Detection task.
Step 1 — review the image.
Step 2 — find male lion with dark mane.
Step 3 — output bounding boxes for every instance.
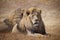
[12,7,46,36]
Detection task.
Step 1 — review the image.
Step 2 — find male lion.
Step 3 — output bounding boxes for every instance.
[12,7,46,36]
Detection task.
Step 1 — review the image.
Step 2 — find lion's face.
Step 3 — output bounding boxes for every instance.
[25,8,41,27]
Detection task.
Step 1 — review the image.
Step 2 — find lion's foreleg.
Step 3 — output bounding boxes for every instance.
[26,29,45,37]
[12,24,20,33]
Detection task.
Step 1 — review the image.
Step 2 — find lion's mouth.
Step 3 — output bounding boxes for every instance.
[33,21,39,27]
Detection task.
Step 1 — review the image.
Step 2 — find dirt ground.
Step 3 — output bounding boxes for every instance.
[0,0,60,40]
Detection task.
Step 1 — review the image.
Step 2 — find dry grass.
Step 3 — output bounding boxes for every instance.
[0,32,60,40]
[0,33,49,40]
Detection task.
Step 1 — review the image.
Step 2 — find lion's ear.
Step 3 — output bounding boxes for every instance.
[37,10,42,16]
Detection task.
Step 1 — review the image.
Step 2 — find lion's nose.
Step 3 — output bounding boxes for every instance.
[35,19,39,23]
[35,19,38,22]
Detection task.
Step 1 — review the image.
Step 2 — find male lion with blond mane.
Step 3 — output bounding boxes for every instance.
[12,7,46,36]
